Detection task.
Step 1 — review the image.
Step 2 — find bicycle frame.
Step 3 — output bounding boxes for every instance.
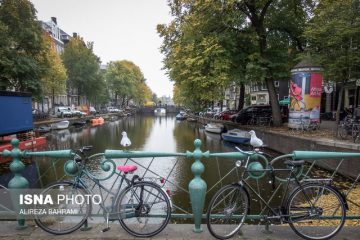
[71,164,134,221]
[238,156,320,223]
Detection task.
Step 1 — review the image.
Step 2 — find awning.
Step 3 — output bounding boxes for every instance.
[279,97,290,106]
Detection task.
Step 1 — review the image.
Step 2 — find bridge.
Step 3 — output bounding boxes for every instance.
[138,105,182,113]
[0,138,359,239]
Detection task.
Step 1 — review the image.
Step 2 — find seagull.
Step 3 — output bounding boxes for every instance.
[120,131,131,147]
[249,130,263,148]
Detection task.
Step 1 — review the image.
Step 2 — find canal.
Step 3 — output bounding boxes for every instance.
[2,113,350,222]
[1,113,280,217]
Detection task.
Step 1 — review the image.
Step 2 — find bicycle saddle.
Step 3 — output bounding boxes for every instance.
[117,165,137,173]
[284,160,304,167]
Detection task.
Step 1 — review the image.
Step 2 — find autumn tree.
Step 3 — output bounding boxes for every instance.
[105,60,151,107]
[61,36,101,105]
[41,34,67,109]
[0,0,48,99]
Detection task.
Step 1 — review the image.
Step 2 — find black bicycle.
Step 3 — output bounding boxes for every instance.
[206,147,347,240]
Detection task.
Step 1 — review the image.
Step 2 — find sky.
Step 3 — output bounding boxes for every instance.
[30,0,174,97]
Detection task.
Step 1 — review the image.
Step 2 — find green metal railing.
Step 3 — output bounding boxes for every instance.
[1,138,360,232]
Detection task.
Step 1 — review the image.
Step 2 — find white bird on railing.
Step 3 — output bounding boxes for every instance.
[120,131,131,147]
[249,130,263,148]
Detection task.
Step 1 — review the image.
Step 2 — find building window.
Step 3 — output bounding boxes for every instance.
[258,94,266,103]
[251,96,257,101]
[261,83,267,90]
[251,83,259,92]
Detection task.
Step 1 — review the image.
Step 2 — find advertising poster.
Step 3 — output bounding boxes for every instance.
[288,72,323,129]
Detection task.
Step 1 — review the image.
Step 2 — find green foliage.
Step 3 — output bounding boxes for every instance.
[0,0,48,99]
[158,0,309,115]
[105,60,151,106]
[304,0,360,82]
[41,35,67,97]
[61,36,101,103]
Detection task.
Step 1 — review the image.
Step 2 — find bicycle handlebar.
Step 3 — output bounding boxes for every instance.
[234,146,258,156]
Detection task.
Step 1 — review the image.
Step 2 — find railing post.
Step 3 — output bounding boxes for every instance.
[3,139,29,229]
[187,139,209,233]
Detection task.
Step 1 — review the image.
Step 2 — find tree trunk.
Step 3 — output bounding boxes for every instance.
[266,78,282,126]
[237,84,245,111]
[115,93,118,106]
[335,82,345,136]
[52,88,55,114]
[77,87,81,107]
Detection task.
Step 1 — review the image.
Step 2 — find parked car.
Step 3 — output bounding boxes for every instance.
[55,106,73,118]
[71,108,86,117]
[89,106,97,114]
[107,106,122,113]
[217,110,238,121]
[235,105,272,124]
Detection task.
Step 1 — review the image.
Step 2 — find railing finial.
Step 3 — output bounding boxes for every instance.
[188,138,207,233]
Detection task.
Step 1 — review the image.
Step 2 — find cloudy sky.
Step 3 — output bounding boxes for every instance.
[30,0,174,97]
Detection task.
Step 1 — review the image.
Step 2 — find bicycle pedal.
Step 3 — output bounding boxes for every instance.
[101,227,110,232]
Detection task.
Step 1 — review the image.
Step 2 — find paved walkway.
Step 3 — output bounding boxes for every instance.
[0,222,358,239]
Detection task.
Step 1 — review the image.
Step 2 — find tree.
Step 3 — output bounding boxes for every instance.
[41,34,67,109]
[105,60,149,107]
[0,0,48,99]
[158,0,310,125]
[304,0,360,126]
[61,36,101,105]
[158,1,233,110]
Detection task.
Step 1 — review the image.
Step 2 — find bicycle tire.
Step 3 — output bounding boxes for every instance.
[338,123,350,139]
[206,184,249,239]
[116,181,171,237]
[352,124,360,143]
[286,183,346,240]
[34,181,91,235]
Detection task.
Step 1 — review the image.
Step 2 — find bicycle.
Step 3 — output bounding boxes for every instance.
[206,146,347,240]
[352,122,360,143]
[34,146,172,237]
[291,116,320,134]
[338,116,356,140]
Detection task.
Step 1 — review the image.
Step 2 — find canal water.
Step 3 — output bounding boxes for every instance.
[0,113,281,218]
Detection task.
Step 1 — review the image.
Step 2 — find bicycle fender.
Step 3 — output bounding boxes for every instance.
[160,187,173,209]
[132,181,173,209]
[235,182,251,214]
[327,185,349,210]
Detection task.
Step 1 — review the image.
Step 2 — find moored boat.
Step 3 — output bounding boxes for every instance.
[221,129,251,144]
[0,136,46,163]
[187,117,197,122]
[72,121,87,127]
[51,120,70,130]
[205,123,224,134]
[91,117,105,126]
[34,125,51,133]
[176,113,187,120]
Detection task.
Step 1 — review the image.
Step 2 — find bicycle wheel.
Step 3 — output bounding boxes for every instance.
[206,184,249,239]
[338,123,350,139]
[352,124,360,143]
[286,184,346,240]
[34,181,91,235]
[116,181,171,237]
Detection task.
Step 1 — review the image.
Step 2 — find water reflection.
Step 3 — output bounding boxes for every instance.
[1,115,269,209]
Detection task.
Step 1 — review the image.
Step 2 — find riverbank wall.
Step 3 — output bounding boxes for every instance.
[196,116,360,179]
